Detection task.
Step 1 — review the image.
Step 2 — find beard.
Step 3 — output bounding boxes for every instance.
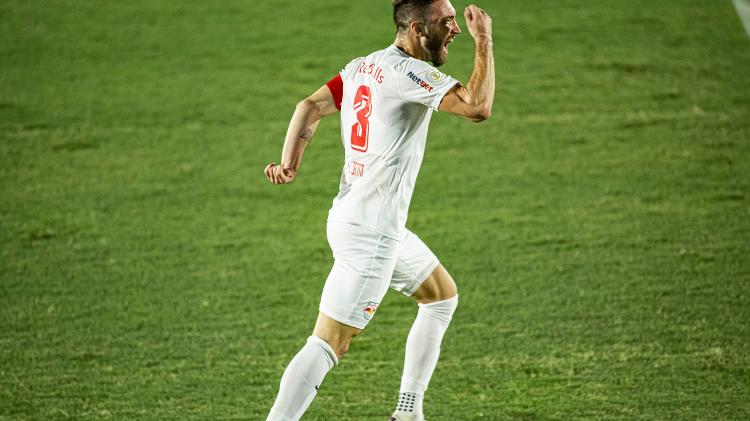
[421,32,447,67]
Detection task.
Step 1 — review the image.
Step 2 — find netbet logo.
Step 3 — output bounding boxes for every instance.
[406,71,434,92]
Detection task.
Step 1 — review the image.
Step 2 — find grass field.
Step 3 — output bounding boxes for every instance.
[2,0,749,419]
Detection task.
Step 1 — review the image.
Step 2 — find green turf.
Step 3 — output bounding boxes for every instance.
[1,0,749,419]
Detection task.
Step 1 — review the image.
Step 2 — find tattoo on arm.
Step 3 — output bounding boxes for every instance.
[300,128,313,142]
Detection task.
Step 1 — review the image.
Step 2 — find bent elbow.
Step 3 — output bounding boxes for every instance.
[297,96,327,117]
[476,110,491,122]
[296,99,316,113]
[471,106,492,123]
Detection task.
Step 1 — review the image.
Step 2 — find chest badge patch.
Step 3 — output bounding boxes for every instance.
[425,69,448,85]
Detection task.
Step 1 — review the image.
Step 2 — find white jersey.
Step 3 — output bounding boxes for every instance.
[326,45,459,240]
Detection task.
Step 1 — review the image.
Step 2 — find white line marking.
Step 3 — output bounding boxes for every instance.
[733,0,750,37]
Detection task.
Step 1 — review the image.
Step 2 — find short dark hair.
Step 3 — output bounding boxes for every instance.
[392,0,437,32]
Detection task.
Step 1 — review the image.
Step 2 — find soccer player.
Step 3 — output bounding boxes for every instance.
[263,1,494,419]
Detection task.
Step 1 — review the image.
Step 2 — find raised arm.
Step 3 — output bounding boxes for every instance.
[264,82,340,184]
[439,5,494,122]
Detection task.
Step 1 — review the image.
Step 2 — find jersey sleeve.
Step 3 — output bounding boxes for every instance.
[339,58,360,79]
[395,59,460,111]
[326,74,343,110]
[326,58,364,111]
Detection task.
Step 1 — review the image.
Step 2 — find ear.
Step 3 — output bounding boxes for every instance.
[409,20,425,37]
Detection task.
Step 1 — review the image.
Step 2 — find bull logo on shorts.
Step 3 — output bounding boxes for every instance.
[363,301,379,320]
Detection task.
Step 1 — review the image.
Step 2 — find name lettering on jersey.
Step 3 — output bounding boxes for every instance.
[357,62,385,84]
[406,71,434,92]
[350,161,365,177]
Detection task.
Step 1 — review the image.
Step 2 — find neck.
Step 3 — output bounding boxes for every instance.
[394,33,426,61]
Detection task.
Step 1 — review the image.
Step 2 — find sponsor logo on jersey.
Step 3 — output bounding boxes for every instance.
[406,71,435,92]
[363,301,379,320]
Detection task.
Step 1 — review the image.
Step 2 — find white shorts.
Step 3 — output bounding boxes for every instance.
[319,221,440,329]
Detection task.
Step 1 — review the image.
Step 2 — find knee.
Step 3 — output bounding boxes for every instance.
[337,340,351,358]
[418,294,458,324]
[330,331,357,358]
[315,329,358,359]
[433,272,458,302]
[414,264,458,304]
[307,335,340,367]
[312,312,362,359]
[441,277,458,301]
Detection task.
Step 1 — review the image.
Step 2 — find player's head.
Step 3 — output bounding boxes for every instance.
[393,0,461,67]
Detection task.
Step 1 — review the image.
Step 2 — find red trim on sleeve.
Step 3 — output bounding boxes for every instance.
[326,74,343,110]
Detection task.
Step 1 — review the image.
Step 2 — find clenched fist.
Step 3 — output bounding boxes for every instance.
[465,4,492,40]
[264,163,297,184]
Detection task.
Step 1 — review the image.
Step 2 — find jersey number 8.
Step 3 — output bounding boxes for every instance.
[350,85,372,152]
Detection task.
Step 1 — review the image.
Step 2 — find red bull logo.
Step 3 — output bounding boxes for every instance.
[363,301,379,320]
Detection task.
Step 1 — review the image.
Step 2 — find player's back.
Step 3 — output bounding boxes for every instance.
[328,45,459,240]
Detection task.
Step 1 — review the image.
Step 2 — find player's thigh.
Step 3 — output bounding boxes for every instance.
[319,222,399,330]
[411,263,457,304]
[390,229,456,303]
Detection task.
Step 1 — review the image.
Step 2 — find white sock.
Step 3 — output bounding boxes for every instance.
[394,295,458,418]
[266,336,338,421]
